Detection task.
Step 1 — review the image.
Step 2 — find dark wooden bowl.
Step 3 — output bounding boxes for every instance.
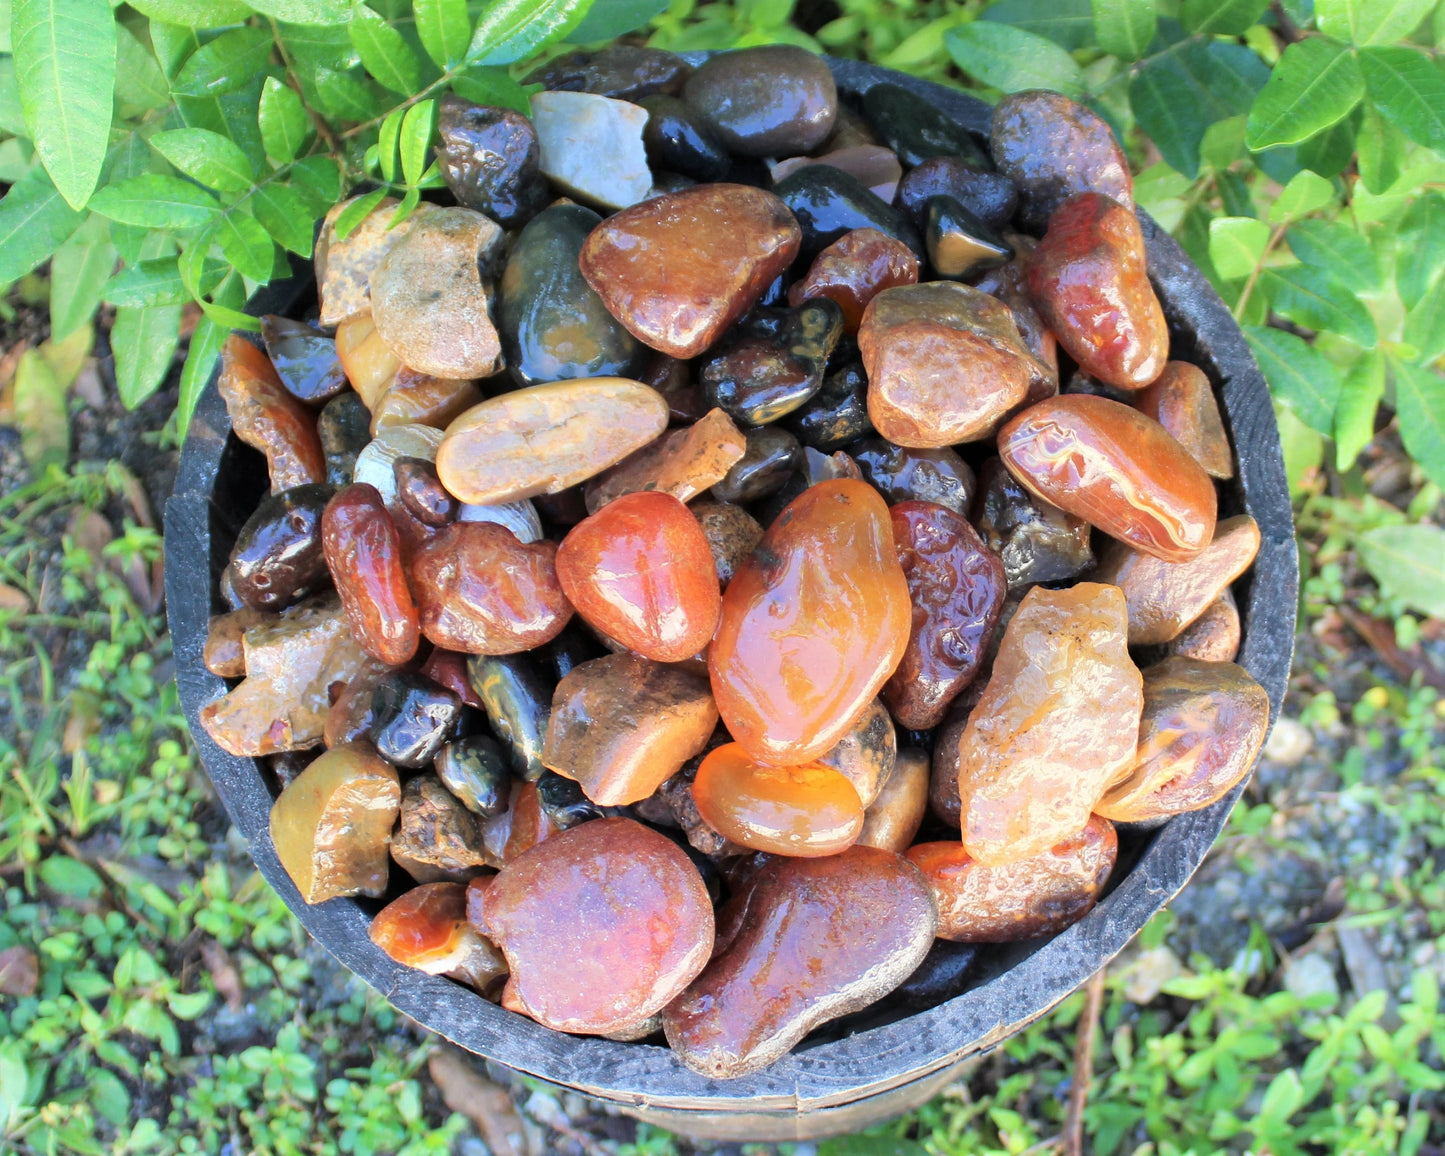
[165,56,1298,1143]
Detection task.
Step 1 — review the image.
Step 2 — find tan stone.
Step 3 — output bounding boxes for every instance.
[583,408,747,513]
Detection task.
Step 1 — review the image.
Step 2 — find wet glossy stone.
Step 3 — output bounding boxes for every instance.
[466,653,552,780]
[542,652,718,806]
[319,392,373,487]
[435,735,511,819]
[390,773,491,883]
[370,882,508,995]
[370,672,464,769]
[228,484,332,611]
[525,44,691,101]
[335,313,402,409]
[419,649,484,710]
[710,425,802,504]
[580,184,801,359]
[640,351,708,425]
[756,447,865,526]
[535,770,602,830]
[821,102,880,151]
[683,45,836,157]
[1099,658,1269,822]
[317,195,417,327]
[1134,361,1234,479]
[956,584,1142,864]
[371,207,505,380]
[412,522,572,655]
[785,362,873,450]
[261,316,347,403]
[267,749,318,790]
[557,492,721,663]
[862,83,991,169]
[322,484,419,666]
[701,299,844,425]
[998,395,1217,562]
[583,408,746,514]
[925,195,1012,279]
[773,165,922,258]
[990,90,1133,234]
[971,235,1060,390]
[907,815,1117,941]
[218,336,326,492]
[692,501,763,589]
[853,436,975,516]
[771,145,903,203]
[531,91,652,211]
[638,95,731,182]
[884,501,1007,730]
[436,97,549,229]
[857,747,929,853]
[497,778,563,863]
[971,457,1092,590]
[663,845,935,1079]
[203,607,277,678]
[394,457,458,527]
[895,157,1018,233]
[711,479,911,767]
[927,686,984,828]
[692,743,863,857]
[456,499,543,544]
[270,744,400,903]
[787,228,919,333]
[484,817,714,1034]
[1093,515,1260,645]
[322,657,390,748]
[1027,193,1167,390]
[436,378,668,506]
[860,282,1050,447]
[352,424,444,507]
[894,939,979,1008]
[816,697,897,808]
[370,369,483,435]
[1167,589,1241,663]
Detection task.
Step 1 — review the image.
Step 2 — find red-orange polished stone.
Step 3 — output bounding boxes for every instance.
[709,479,910,766]
[217,335,326,492]
[322,484,420,666]
[556,491,721,663]
[787,227,918,333]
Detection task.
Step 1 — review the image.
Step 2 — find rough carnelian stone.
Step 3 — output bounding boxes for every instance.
[1133,361,1233,479]
[998,394,1217,562]
[1027,192,1167,390]
[787,227,919,333]
[334,313,401,408]
[482,817,714,1034]
[322,484,420,666]
[710,479,910,766]
[906,815,1117,942]
[1166,589,1240,663]
[217,336,326,492]
[856,747,929,853]
[556,491,721,663]
[369,881,508,997]
[692,743,864,857]
[956,583,1142,864]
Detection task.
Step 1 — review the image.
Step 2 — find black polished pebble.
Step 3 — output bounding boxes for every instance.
[785,361,872,450]
[894,157,1018,234]
[544,624,608,683]
[862,82,992,169]
[710,425,803,505]
[434,734,512,819]
[649,170,698,198]
[369,672,464,770]
[925,195,1012,280]
[267,749,318,791]
[227,483,332,611]
[436,96,549,230]
[971,457,1094,590]
[466,653,552,781]
[261,316,347,404]
[756,445,862,525]
[700,299,843,426]
[536,770,603,830]
[394,456,459,527]
[893,940,980,1009]
[498,203,647,387]
[638,95,731,183]
[317,393,371,488]
[772,165,923,257]
[683,44,837,158]
[853,436,976,516]
[523,44,691,101]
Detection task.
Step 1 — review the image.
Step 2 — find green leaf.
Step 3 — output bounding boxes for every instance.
[399,99,435,187]
[173,26,273,97]
[1258,1070,1304,1124]
[1405,276,1445,365]
[1129,40,1267,178]
[351,4,422,93]
[150,127,256,193]
[216,210,275,280]
[450,64,534,113]
[1244,324,1343,434]
[39,855,103,899]
[1357,524,1445,618]
[259,76,310,163]
[1287,219,1380,291]
[1091,0,1155,61]
[177,311,227,439]
[113,22,169,110]
[1260,266,1377,349]
[390,183,420,228]
[415,0,469,66]
[1334,349,1384,469]
[332,187,387,241]
[90,174,221,229]
[1393,363,1445,489]
[11,0,115,210]
[1268,170,1336,223]
[0,168,83,283]
[1180,0,1269,34]
[175,76,269,173]
[126,0,251,25]
[1356,103,1405,194]
[112,303,183,407]
[311,66,382,120]
[981,0,1094,48]
[1209,216,1270,280]
[288,153,341,212]
[243,0,351,23]
[50,217,116,340]
[89,1069,131,1128]
[249,181,315,256]
[1245,38,1363,151]
[566,0,668,42]
[1358,46,1445,153]
[1317,0,1437,45]
[944,22,1084,98]
[167,990,213,1019]
[12,347,68,471]
[0,57,26,137]
[467,0,594,67]
[376,106,403,181]
[105,255,225,307]
[1398,193,1445,309]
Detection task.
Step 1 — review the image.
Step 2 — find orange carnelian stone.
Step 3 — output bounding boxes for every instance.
[788,227,919,332]
[710,478,910,766]
[556,491,721,663]
[692,743,863,857]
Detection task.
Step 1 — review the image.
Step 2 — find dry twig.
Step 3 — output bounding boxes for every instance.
[1063,966,1108,1156]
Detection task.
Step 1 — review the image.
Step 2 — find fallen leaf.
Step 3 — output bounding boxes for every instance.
[0,582,32,613]
[201,939,244,1012]
[40,325,95,390]
[69,509,113,562]
[0,946,39,996]
[13,349,68,473]
[428,1046,536,1156]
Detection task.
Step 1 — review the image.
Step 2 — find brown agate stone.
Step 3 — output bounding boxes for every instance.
[883,500,1007,730]
[322,657,391,748]
[542,652,718,805]
[857,747,929,853]
[391,774,493,882]
[583,408,746,514]
[971,456,1093,590]
[217,336,326,492]
[816,697,896,808]
[270,744,400,904]
[482,818,714,1034]
[693,743,864,857]
[1167,589,1241,663]
[691,501,763,589]
[412,522,572,656]
[369,882,508,996]
[662,846,935,1079]
[710,479,911,767]
[334,313,401,408]
[926,681,986,828]
[956,584,1142,864]
[907,814,1117,941]
[579,184,801,358]
[1133,361,1234,479]
[203,607,277,678]
[787,228,919,332]
[998,395,1217,562]
[556,491,721,663]
[1097,657,1270,822]
[370,368,484,435]
[1092,515,1260,644]
[1027,192,1167,390]
[322,484,419,666]
[973,233,1060,391]
[860,282,1052,447]
[317,195,417,327]
[200,594,367,757]
[436,378,668,506]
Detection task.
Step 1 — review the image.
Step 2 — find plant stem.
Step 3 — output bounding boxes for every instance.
[268,18,341,156]
[1063,967,1107,1156]
[340,73,455,141]
[1233,224,1287,322]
